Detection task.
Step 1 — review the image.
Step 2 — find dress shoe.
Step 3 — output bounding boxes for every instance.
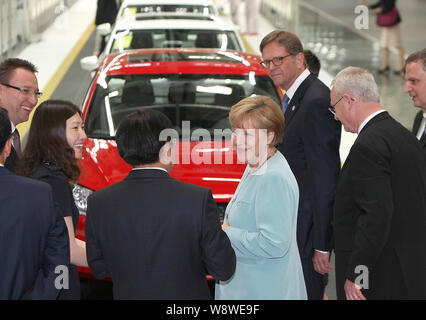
[377,66,390,74]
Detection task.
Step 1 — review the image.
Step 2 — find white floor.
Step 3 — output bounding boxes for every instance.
[16,0,96,90]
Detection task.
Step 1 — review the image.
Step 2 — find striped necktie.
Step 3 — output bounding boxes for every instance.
[281,94,290,114]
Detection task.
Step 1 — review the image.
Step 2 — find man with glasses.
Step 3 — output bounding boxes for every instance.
[0,58,42,172]
[260,30,341,300]
[331,66,426,300]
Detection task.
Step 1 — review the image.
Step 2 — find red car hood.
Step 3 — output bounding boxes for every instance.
[78,138,245,203]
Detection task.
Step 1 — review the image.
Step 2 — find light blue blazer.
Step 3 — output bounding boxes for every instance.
[215,151,307,300]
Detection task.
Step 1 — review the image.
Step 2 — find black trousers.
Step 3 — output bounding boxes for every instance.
[300,257,326,300]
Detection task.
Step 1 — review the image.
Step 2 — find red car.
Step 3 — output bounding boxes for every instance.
[73,48,282,287]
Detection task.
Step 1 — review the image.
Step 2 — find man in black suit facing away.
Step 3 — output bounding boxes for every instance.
[331,67,426,300]
[405,48,426,150]
[0,58,41,172]
[0,108,69,299]
[85,109,236,299]
[260,30,341,300]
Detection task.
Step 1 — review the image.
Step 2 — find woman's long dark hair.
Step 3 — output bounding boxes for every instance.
[17,100,82,181]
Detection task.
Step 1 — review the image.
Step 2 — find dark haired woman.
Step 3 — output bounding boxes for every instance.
[17,100,88,299]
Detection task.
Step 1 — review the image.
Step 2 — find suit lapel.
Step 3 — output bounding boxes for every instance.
[420,133,426,148]
[412,110,423,134]
[284,74,316,127]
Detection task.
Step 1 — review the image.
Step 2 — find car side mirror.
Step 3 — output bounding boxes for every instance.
[97,23,112,36]
[80,55,99,71]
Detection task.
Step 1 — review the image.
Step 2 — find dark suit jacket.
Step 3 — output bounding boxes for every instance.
[334,112,426,299]
[0,166,70,300]
[86,169,236,300]
[412,110,426,150]
[278,74,341,257]
[4,145,18,172]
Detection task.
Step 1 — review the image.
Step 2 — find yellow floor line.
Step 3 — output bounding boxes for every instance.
[241,35,256,54]
[17,21,95,137]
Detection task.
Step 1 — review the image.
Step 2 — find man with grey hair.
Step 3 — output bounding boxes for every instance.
[404,48,426,150]
[331,66,426,300]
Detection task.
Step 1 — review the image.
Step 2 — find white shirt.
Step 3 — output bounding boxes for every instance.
[284,68,311,101]
[416,112,426,140]
[132,167,168,173]
[358,110,387,134]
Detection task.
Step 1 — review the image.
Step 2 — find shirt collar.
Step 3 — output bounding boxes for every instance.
[284,68,311,101]
[132,167,168,173]
[10,121,16,133]
[358,109,386,134]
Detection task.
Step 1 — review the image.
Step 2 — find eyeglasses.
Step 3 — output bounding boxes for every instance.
[260,54,292,68]
[328,96,343,115]
[0,83,43,99]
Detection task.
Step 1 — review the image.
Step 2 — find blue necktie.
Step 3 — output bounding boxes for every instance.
[281,94,290,114]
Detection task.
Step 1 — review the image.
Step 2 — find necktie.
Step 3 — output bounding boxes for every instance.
[12,129,22,158]
[281,94,290,114]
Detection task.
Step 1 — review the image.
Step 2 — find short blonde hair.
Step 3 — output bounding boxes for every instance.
[229,95,284,147]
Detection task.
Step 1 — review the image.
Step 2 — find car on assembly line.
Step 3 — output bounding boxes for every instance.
[74,48,282,292]
[80,13,245,71]
[117,0,222,18]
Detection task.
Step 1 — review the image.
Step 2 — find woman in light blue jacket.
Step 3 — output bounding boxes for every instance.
[215,95,307,300]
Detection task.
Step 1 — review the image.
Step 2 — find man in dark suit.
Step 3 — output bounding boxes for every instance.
[331,66,426,300]
[0,107,69,300]
[0,58,41,172]
[404,48,426,150]
[85,109,236,299]
[260,30,341,300]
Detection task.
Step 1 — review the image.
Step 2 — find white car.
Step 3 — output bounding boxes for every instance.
[117,0,221,18]
[81,13,245,70]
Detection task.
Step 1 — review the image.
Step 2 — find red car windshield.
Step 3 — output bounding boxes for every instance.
[85,73,280,139]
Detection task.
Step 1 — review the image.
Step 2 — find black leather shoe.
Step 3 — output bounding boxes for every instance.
[378,66,390,74]
[393,69,405,76]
